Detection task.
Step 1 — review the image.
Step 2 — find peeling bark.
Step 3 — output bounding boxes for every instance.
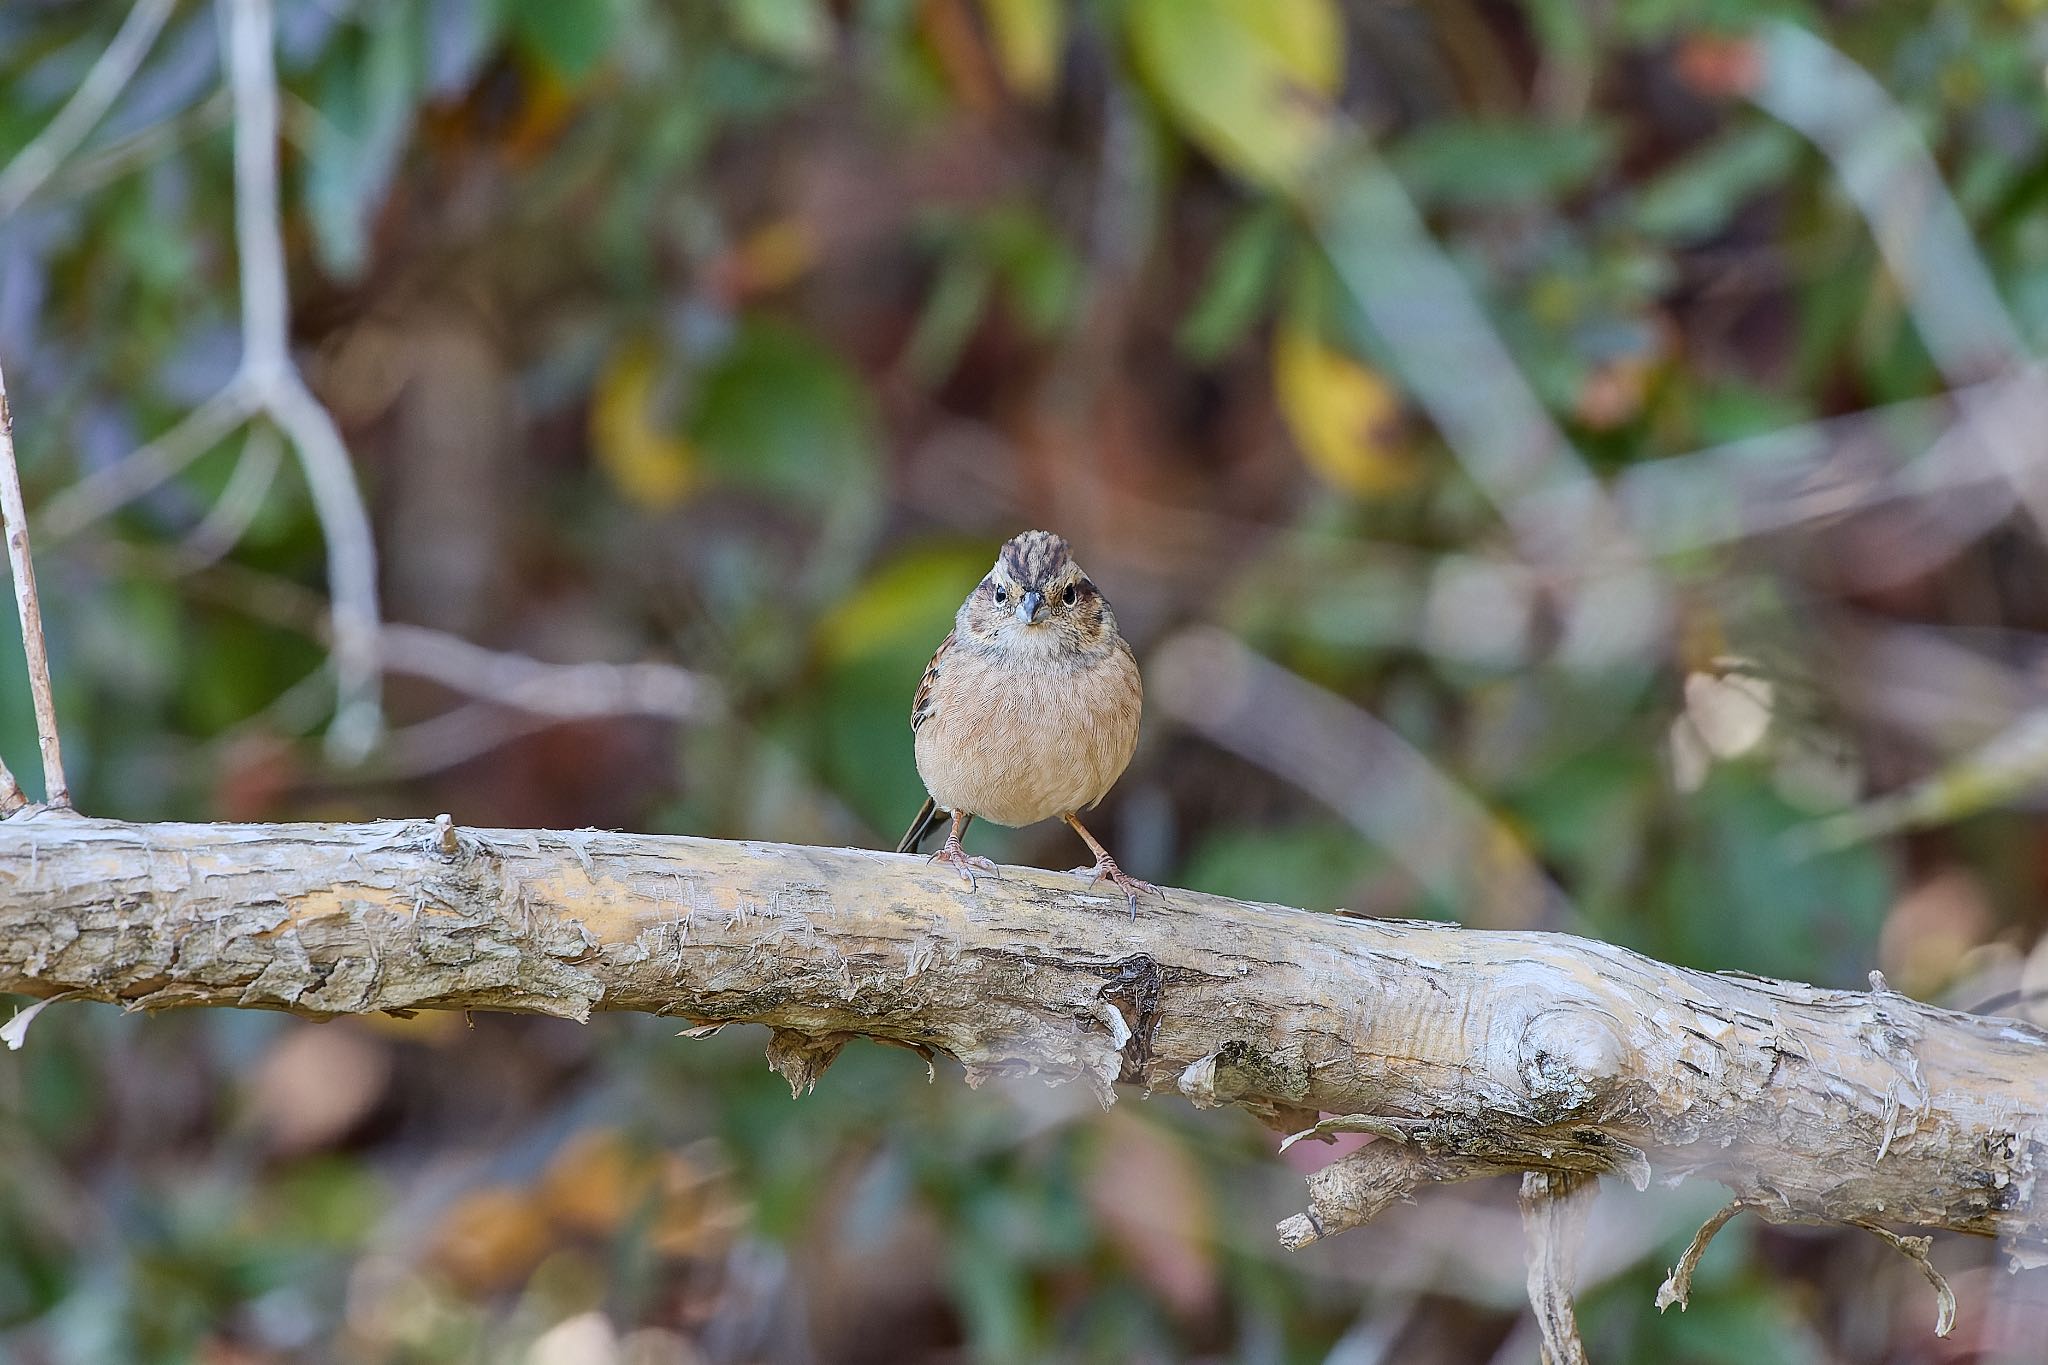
[2,811,2045,1281]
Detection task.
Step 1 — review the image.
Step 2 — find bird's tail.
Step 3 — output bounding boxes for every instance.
[895,797,939,855]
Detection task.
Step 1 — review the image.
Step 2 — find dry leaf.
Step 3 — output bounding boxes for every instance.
[431,1186,555,1292]
[1683,660,1774,759]
[249,1021,392,1153]
[541,1129,657,1237]
[1084,1111,1218,1318]
[1880,868,1994,999]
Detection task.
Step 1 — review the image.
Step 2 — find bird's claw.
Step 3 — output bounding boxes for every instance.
[930,845,999,889]
[1075,857,1159,919]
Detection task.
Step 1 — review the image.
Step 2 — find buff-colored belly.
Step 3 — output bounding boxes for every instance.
[915,647,1141,828]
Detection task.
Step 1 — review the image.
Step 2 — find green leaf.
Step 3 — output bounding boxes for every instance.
[690,321,880,507]
[983,208,1080,338]
[901,249,993,385]
[507,0,628,81]
[303,10,424,279]
[1177,203,1287,363]
[1390,119,1618,208]
[1180,823,1385,912]
[1657,766,1891,984]
[728,0,832,65]
[1125,0,1341,190]
[1633,124,1798,241]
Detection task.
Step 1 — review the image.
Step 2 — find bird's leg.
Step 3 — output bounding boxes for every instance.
[928,810,998,888]
[1062,812,1157,918]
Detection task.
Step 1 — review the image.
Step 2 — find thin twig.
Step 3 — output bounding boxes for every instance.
[0,362,70,806]
[1521,1170,1597,1365]
[1852,1220,1958,1337]
[1656,1200,1750,1312]
[378,624,716,720]
[0,0,180,218]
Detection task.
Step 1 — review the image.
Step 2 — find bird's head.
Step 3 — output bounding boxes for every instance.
[958,530,1118,659]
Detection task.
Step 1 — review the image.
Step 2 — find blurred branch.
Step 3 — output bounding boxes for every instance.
[2,814,2042,1330]
[1613,369,2045,571]
[1753,23,2047,538]
[37,89,232,206]
[177,422,282,568]
[36,385,257,541]
[0,362,69,808]
[377,625,716,724]
[33,0,384,762]
[1797,703,2048,851]
[0,0,180,219]
[1308,141,1665,672]
[221,0,382,761]
[1150,627,1567,924]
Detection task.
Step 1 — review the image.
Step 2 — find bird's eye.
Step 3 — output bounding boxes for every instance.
[993,586,1008,605]
[1062,584,1077,607]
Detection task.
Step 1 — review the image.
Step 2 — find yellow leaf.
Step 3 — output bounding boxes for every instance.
[1273,321,1412,496]
[816,545,991,665]
[979,0,1064,98]
[590,341,696,509]
[1127,0,1341,190]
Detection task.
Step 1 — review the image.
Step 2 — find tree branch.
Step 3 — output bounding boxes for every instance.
[1522,1169,1597,1364]
[2,812,2043,1317]
[220,0,383,761]
[0,0,180,219]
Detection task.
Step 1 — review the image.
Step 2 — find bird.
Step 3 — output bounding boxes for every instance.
[895,530,1157,915]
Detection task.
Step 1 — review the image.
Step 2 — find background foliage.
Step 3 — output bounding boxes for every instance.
[6,0,2048,1360]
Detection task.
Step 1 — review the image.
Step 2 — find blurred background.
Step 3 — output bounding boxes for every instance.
[6,0,2048,1360]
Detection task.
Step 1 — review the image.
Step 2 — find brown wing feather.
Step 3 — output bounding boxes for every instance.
[897,630,956,854]
[910,629,954,733]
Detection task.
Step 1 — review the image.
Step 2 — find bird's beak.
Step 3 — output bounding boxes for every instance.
[1016,589,1044,624]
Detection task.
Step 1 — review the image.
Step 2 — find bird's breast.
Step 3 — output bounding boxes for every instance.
[914,643,1141,828]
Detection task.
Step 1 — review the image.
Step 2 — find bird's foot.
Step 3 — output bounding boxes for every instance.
[930,844,999,889]
[1073,856,1159,919]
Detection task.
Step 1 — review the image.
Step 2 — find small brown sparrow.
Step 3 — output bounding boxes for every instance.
[896,530,1157,914]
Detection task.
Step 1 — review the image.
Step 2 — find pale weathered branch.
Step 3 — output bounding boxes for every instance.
[2,812,2044,1323]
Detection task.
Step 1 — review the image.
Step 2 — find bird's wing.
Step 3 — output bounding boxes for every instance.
[910,629,954,733]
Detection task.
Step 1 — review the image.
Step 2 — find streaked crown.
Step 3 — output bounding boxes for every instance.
[997,530,1073,589]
